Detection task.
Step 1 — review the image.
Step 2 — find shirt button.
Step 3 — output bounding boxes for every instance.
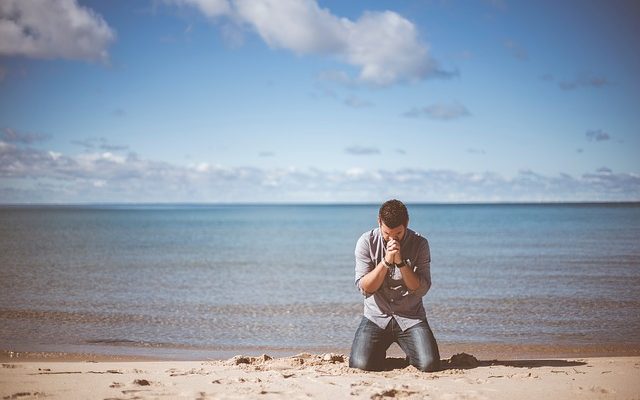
[390,299,394,303]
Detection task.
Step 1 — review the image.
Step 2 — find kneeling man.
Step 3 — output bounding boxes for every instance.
[349,199,440,372]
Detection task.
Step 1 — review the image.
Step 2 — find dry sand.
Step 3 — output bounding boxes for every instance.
[1,352,639,399]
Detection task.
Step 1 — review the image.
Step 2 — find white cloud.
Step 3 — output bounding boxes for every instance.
[168,0,447,86]
[341,10,436,85]
[345,167,366,178]
[233,0,345,54]
[47,151,62,160]
[0,0,116,62]
[1,143,638,203]
[98,152,126,164]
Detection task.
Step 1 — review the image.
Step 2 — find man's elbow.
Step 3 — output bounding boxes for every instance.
[413,279,431,297]
[357,280,375,297]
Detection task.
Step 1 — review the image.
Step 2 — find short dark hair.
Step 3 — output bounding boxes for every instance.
[378,199,409,228]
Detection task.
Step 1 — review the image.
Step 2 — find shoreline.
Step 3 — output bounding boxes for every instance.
[2,353,638,399]
[3,341,639,363]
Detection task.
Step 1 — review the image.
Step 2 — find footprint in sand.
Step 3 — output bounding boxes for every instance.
[589,386,615,394]
[4,392,45,399]
[440,390,491,400]
[370,388,417,400]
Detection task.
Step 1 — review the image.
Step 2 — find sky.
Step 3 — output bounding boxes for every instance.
[0,0,639,203]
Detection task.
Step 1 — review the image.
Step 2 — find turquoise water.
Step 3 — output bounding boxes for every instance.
[1,203,639,358]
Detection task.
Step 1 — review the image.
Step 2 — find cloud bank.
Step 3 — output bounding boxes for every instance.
[1,137,638,203]
[0,0,115,62]
[167,0,448,86]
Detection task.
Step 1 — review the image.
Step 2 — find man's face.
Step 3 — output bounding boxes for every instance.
[378,219,406,243]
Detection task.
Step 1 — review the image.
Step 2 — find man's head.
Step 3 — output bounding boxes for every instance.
[378,199,409,242]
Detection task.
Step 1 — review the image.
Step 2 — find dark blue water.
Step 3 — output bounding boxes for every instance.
[1,203,639,357]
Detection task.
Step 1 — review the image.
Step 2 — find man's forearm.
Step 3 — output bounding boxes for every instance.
[358,261,388,293]
[398,265,421,291]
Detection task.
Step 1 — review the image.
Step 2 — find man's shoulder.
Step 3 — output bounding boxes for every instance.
[407,229,429,246]
[357,228,378,243]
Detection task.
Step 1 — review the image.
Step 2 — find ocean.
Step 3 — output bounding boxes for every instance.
[1,203,639,359]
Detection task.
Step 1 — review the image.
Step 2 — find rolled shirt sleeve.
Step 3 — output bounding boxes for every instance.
[354,232,374,297]
[409,238,432,298]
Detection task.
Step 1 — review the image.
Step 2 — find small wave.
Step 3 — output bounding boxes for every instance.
[85,339,139,345]
[84,339,170,348]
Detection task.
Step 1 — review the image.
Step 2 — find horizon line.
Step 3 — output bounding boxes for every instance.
[1,200,639,207]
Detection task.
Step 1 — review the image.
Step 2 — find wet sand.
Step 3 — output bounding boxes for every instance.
[3,341,639,362]
[1,351,639,399]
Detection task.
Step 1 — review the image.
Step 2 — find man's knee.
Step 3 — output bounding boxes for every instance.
[349,355,379,371]
[349,354,381,371]
[412,356,440,372]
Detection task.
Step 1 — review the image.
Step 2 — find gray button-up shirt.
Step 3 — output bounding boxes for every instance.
[354,227,432,331]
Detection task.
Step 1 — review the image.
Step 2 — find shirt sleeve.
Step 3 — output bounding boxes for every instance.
[354,232,374,297]
[410,237,432,298]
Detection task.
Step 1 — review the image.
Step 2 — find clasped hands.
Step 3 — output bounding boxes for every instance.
[384,238,402,265]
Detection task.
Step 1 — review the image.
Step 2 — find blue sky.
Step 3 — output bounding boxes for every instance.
[1,0,639,203]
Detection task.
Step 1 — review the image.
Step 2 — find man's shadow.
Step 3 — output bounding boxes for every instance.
[381,352,587,371]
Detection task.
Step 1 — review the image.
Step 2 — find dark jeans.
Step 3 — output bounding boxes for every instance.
[349,316,440,372]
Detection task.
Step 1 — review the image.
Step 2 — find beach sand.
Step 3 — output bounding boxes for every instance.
[1,351,639,399]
